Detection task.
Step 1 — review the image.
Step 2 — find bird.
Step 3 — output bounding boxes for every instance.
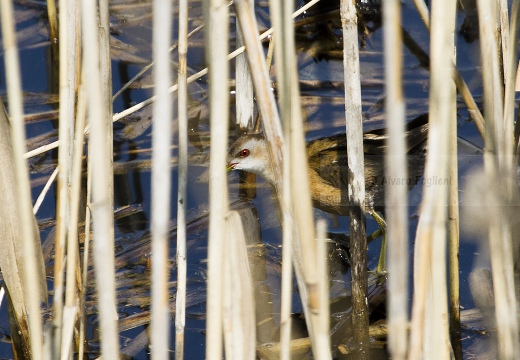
[227,113,428,218]
[227,114,428,273]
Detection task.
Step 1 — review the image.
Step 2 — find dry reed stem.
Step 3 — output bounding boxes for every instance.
[0,0,48,357]
[235,0,283,182]
[499,0,510,85]
[285,1,319,325]
[150,0,174,358]
[279,207,293,360]
[79,137,93,360]
[280,0,318,304]
[175,0,189,359]
[315,219,330,359]
[81,0,119,357]
[46,0,59,62]
[477,1,520,357]
[504,0,519,157]
[33,166,59,214]
[409,0,456,358]
[383,1,408,359]
[412,0,485,137]
[448,12,461,360]
[223,211,256,359]
[55,0,81,356]
[412,0,429,29]
[60,306,78,360]
[235,0,254,130]
[205,0,230,359]
[340,1,368,356]
[75,81,89,360]
[24,0,322,161]
[0,104,41,359]
[265,0,323,356]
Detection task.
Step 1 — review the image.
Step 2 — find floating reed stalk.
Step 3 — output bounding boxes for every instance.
[81,0,119,357]
[477,0,520,357]
[409,0,456,358]
[150,0,174,357]
[205,0,230,358]
[0,0,48,358]
[382,0,408,359]
[175,0,188,359]
[340,1,368,356]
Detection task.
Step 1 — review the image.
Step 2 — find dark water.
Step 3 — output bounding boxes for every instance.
[0,0,507,358]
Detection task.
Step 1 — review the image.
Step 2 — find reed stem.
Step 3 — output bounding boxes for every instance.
[383,1,408,358]
[175,0,189,358]
[340,1,368,356]
[81,0,119,356]
[150,0,174,358]
[205,1,230,358]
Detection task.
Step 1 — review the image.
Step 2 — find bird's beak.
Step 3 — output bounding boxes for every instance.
[226,163,236,172]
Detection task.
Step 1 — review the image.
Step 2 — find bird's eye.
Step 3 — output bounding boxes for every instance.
[239,149,250,158]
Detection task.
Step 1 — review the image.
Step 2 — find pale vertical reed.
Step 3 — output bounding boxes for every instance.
[265,0,322,355]
[409,0,456,358]
[205,0,230,358]
[0,0,48,358]
[235,0,254,130]
[223,211,256,359]
[81,0,119,357]
[59,0,81,357]
[499,0,510,81]
[75,81,89,360]
[383,1,408,359]
[79,120,93,360]
[46,0,59,62]
[150,0,174,358]
[175,0,189,359]
[412,0,485,137]
[340,1,368,356]
[448,25,461,360]
[505,1,520,154]
[315,219,330,358]
[477,0,520,357]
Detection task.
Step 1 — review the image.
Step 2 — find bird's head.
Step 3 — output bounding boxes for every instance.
[227,135,275,185]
